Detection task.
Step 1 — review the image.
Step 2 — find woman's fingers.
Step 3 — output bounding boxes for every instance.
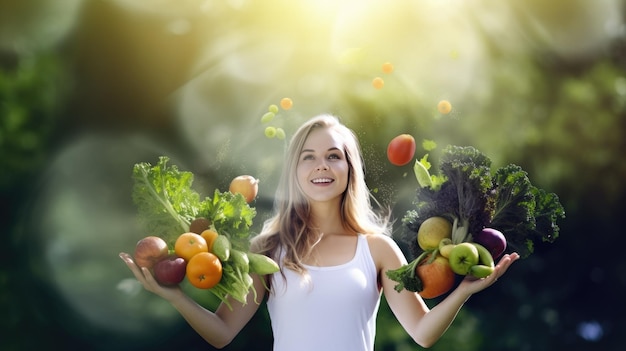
[119,252,149,282]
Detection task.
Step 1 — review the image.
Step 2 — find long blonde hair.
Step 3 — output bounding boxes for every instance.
[252,114,390,276]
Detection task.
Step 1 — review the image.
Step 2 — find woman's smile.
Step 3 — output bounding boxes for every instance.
[311,177,334,185]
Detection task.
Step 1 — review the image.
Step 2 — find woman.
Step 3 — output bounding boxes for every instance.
[120,114,519,350]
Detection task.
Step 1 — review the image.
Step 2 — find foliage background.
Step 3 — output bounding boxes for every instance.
[1,0,625,350]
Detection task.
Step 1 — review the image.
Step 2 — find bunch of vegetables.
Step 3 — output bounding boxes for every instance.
[131,156,278,309]
[386,145,565,297]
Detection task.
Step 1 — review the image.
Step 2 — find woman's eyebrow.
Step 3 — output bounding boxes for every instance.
[300,147,341,154]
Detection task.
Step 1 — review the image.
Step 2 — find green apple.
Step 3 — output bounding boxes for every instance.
[448,242,479,275]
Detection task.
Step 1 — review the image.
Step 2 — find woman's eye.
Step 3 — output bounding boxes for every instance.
[328,154,341,160]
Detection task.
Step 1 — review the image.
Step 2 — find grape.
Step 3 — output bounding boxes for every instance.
[265,126,277,138]
[276,127,286,140]
[261,112,275,123]
[268,104,279,113]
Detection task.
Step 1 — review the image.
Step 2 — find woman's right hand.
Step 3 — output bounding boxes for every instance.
[119,252,185,302]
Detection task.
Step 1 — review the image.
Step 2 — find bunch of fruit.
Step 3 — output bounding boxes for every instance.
[389,216,507,299]
[130,172,278,308]
[133,221,278,291]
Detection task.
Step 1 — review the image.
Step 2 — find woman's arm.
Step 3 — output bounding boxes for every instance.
[119,252,265,349]
[368,235,519,348]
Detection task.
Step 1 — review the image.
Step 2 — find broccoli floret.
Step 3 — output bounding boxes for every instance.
[385,251,431,293]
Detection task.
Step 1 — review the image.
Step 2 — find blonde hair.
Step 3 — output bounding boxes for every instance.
[252,114,390,277]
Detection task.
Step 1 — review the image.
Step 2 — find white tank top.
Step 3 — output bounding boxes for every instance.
[267,234,381,351]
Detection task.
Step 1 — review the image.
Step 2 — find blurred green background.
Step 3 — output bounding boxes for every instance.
[1,0,625,350]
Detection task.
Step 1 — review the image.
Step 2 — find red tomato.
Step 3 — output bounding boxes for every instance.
[387,134,416,166]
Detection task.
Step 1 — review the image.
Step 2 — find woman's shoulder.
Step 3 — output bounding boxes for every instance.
[363,233,406,268]
[363,232,395,246]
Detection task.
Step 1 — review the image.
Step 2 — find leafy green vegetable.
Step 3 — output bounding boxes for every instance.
[204,189,256,252]
[385,251,432,293]
[489,164,565,258]
[404,145,494,245]
[132,156,201,246]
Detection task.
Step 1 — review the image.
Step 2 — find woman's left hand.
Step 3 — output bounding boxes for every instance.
[457,252,520,295]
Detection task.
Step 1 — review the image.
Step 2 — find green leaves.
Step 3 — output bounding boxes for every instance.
[132,156,201,246]
[205,189,256,251]
[490,164,565,258]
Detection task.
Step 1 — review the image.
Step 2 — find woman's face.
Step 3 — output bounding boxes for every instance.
[296,127,349,205]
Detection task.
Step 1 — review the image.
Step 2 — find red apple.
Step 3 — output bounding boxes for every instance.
[153,255,187,286]
[134,236,169,268]
[473,228,507,259]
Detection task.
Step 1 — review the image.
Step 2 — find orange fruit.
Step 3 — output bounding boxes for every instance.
[200,229,219,252]
[229,175,259,203]
[174,232,208,261]
[372,77,384,89]
[186,252,223,289]
[437,100,452,114]
[280,97,293,110]
[416,254,456,299]
[382,62,394,74]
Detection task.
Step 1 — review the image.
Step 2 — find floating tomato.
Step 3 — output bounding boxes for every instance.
[387,134,416,166]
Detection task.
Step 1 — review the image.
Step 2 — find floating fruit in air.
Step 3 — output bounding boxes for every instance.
[229,175,259,203]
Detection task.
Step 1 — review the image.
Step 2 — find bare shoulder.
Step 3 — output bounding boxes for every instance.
[365,234,408,271]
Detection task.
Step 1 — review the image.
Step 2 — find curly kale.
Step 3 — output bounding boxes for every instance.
[489,164,565,258]
[403,145,495,249]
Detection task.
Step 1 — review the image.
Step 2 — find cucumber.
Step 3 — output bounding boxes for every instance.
[230,249,250,273]
[211,235,231,261]
[248,253,280,275]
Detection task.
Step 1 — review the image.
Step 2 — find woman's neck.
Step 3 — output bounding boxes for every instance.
[308,199,346,235]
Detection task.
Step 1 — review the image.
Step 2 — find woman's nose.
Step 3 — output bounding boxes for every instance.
[316,161,329,171]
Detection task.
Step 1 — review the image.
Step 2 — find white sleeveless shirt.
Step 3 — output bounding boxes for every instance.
[267,234,381,351]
